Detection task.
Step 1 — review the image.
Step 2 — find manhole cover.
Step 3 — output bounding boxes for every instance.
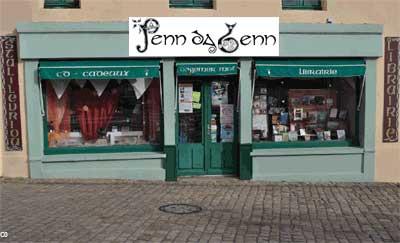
[159,204,202,214]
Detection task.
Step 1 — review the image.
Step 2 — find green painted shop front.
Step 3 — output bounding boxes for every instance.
[17,22,382,181]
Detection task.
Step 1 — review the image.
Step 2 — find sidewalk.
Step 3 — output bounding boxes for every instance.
[0,178,399,243]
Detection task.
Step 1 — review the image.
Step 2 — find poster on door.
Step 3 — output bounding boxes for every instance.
[179,83,193,113]
[220,104,234,142]
[211,81,228,106]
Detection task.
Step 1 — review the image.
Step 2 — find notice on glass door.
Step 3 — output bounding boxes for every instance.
[179,84,193,113]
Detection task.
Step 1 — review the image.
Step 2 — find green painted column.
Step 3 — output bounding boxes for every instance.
[363,58,377,181]
[162,58,177,181]
[24,60,44,178]
[239,58,253,180]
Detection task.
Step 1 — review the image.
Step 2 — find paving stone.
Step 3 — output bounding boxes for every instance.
[0,179,399,243]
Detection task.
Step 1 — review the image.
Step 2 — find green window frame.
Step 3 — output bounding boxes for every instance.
[252,58,365,149]
[39,60,163,155]
[282,0,322,10]
[41,84,163,155]
[44,0,80,9]
[169,0,213,9]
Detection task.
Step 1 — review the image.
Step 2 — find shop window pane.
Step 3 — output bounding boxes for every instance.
[178,82,202,143]
[282,0,322,10]
[44,0,80,8]
[252,77,359,144]
[170,0,213,8]
[45,79,161,148]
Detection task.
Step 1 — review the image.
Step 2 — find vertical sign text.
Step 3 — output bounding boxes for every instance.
[1,36,23,150]
[383,37,399,142]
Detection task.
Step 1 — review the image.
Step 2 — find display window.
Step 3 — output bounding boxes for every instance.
[252,77,360,145]
[252,59,366,147]
[43,78,161,149]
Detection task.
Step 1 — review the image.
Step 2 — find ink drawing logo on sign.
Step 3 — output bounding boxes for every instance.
[129,17,279,57]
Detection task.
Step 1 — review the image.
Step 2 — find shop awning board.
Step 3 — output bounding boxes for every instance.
[256,59,366,78]
[39,60,160,80]
[176,60,238,76]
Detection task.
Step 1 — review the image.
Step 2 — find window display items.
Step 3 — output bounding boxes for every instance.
[337,129,346,140]
[324,131,331,140]
[308,111,318,123]
[338,110,348,120]
[329,108,338,118]
[273,135,283,142]
[252,88,269,140]
[45,78,161,148]
[288,131,298,141]
[317,111,328,123]
[317,131,324,140]
[327,121,340,130]
[279,112,289,125]
[252,79,356,144]
[282,132,289,142]
[293,108,303,121]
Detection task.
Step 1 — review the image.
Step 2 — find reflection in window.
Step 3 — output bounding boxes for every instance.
[44,0,80,9]
[170,0,213,9]
[282,0,322,10]
[45,79,161,148]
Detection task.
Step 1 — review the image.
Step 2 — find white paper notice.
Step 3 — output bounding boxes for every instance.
[220,104,234,124]
[253,115,268,130]
[179,84,193,113]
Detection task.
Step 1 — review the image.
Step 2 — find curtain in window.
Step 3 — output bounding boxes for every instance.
[73,86,120,141]
[46,82,71,133]
[143,79,161,143]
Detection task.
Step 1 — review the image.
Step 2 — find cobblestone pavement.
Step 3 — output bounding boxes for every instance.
[0,178,399,243]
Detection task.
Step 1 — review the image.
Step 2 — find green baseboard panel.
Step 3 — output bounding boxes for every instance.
[239,144,252,180]
[30,154,166,180]
[252,150,374,182]
[164,145,177,181]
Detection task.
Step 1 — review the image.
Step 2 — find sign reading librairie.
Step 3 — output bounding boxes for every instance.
[0,36,23,151]
[383,37,399,142]
[129,17,279,57]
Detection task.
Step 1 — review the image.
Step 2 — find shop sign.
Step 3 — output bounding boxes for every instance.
[383,37,399,143]
[40,68,157,80]
[129,17,279,57]
[176,63,237,76]
[0,36,23,151]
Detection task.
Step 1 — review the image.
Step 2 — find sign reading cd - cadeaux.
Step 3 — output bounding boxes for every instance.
[129,17,279,57]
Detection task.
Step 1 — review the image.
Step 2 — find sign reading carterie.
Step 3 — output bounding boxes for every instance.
[0,36,23,150]
[129,17,279,57]
[383,37,399,142]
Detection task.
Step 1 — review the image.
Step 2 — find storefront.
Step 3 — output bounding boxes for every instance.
[16,21,382,181]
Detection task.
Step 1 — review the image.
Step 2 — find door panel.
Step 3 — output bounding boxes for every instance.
[210,144,222,169]
[222,143,235,169]
[192,144,205,169]
[178,145,192,169]
[178,144,205,170]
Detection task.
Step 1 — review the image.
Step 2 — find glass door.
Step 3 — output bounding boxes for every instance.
[177,81,205,175]
[177,80,238,176]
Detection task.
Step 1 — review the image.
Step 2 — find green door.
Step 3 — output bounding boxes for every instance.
[177,79,238,176]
